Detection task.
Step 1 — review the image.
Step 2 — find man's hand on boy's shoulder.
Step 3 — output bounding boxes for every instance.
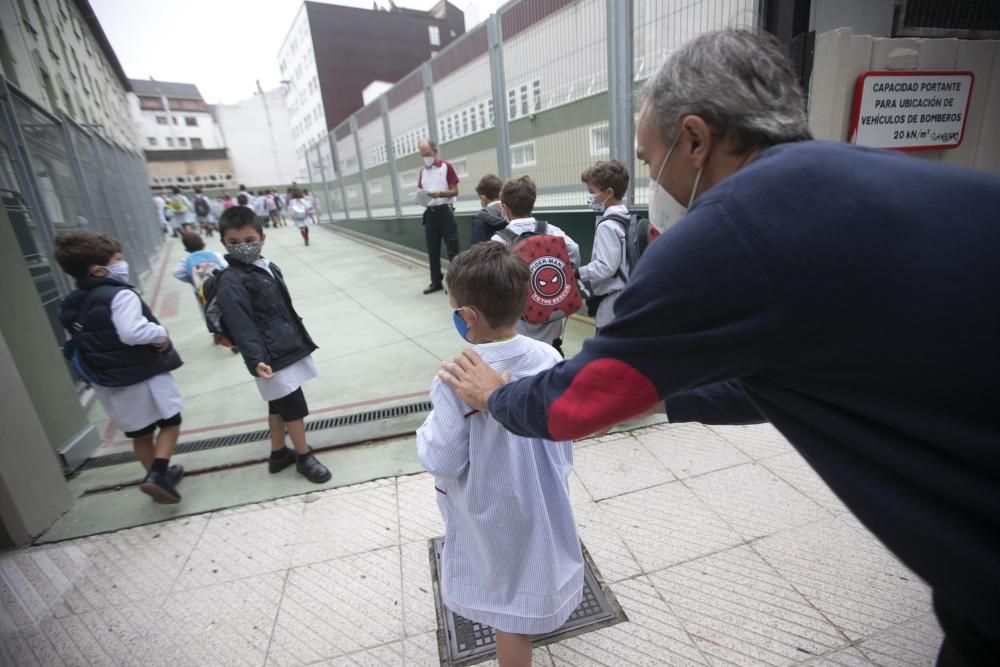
[256,362,274,379]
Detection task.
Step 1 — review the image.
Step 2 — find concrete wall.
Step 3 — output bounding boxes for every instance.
[809,28,1000,174]
[215,87,299,188]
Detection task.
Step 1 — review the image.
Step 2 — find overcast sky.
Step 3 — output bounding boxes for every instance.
[91,0,504,104]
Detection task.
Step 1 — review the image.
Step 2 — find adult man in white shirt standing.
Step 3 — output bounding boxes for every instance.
[417,139,460,294]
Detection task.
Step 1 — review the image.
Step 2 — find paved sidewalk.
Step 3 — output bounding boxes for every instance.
[1,422,941,666]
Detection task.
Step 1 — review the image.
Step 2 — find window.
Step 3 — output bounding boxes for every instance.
[166,137,174,147]
[147,137,157,147]
[532,79,542,112]
[461,109,468,136]
[346,185,359,199]
[508,89,517,119]
[400,170,419,188]
[369,180,383,195]
[589,123,609,156]
[185,116,197,127]
[191,137,203,149]
[428,25,440,46]
[172,117,178,125]
[156,115,167,125]
[469,106,477,133]
[488,100,494,126]
[445,116,454,142]
[177,137,187,147]
[520,84,529,117]
[451,158,468,178]
[511,141,535,168]
[478,103,486,130]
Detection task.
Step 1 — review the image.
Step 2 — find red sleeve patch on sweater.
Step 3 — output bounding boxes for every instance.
[547,358,659,441]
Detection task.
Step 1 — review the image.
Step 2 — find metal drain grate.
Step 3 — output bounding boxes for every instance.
[78,400,432,470]
[430,537,627,666]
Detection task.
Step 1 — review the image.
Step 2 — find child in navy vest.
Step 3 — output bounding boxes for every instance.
[56,232,185,503]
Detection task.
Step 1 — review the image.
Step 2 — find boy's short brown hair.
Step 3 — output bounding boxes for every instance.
[581,160,630,199]
[475,174,503,201]
[181,231,206,252]
[500,176,536,219]
[446,242,529,329]
[54,231,122,280]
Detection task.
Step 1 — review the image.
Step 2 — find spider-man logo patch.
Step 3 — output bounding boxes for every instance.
[528,256,571,307]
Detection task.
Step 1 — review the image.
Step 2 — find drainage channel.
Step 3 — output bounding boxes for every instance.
[78,400,432,471]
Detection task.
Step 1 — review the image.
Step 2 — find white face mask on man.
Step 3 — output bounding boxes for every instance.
[647,133,703,231]
[422,156,436,167]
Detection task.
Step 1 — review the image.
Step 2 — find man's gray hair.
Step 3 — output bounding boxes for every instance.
[641,29,811,152]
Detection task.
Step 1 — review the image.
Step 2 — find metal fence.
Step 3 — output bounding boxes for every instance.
[0,75,163,345]
[303,0,760,222]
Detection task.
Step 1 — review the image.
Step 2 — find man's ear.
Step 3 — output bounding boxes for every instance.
[681,115,714,170]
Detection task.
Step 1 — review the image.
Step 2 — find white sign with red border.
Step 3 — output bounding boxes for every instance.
[849,71,974,151]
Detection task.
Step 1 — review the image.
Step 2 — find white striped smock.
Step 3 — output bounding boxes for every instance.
[416,335,584,634]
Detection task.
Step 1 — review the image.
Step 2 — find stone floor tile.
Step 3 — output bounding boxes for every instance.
[305,640,406,666]
[400,540,437,637]
[173,504,302,591]
[854,614,943,666]
[649,545,849,665]
[266,547,404,666]
[548,576,708,666]
[290,482,399,567]
[635,423,751,479]
[572,501,643,583]
[159,571,286,666]
[572,436,675,501]
[762,452,851,515]
[684,464,829,540]
[397,475,445,545]
[708,423,795,460]
[597,483,743,574]
[568,471,594,511]
[0,516,206,621]
[805,647,875,665]
[403,630,554,666]
[754,517,932,641]
[573,431,637,450]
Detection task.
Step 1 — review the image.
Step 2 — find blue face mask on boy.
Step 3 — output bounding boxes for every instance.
[453,309,470,342]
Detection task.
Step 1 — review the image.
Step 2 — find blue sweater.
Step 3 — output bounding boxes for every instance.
[488,140,1000,629]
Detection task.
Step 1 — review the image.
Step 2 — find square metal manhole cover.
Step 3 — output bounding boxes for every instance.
[429,537,627,666]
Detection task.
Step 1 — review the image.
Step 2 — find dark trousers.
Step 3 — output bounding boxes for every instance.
[933,592,1000,666]
[424,206,459,284]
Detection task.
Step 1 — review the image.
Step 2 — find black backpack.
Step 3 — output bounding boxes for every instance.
[194,195,211,217]
[599,212,660,276]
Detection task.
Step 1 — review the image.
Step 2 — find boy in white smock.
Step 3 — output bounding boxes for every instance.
[212,206,331,483]
[56,232,185,503]
[417,242,583,667]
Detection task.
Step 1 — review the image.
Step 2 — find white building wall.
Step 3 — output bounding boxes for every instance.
[278,4,323,181]
[0,0,138,150]
[129,98,224,151]
[215,87,298,187]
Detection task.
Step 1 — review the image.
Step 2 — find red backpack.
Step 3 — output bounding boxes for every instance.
[498,220,582,325]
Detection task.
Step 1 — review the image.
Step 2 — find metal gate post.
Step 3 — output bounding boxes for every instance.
[350,116,372,220]
[380,96,403,218]
[487,14,512,180]
[607,0,635,207]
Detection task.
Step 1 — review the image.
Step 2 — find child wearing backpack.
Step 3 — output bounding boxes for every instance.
[171,232,231,345]
[168,186,195,234]
[212,206,331,484]
[54,231,185,503]
[470,174,507,245]
[492,176,581,355]
[288,189,311,246]
[193,186,216,237]
[578,160,631,331]
[417,241,584,666]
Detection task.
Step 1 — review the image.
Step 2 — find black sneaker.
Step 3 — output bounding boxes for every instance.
[268,448,296,474]
[167,464,184,486]
[423,282,443,294]
[296,452,332,484]
[140,470,181,503]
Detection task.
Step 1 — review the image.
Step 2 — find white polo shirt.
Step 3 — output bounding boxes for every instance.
[418,159,460,207]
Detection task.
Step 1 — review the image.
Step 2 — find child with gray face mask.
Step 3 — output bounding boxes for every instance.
[212,206,331,484]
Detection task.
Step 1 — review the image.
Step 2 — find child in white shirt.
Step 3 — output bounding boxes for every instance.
[417,241,583,666]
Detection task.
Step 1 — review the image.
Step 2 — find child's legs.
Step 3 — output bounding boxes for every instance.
[153,414,181,459]
[300,226,309,241]
[132,434,155,470]
[268,389,309,453]
[494,631,532,667]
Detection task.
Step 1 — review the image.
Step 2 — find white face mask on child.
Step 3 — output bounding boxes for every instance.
[105,261,130,283]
